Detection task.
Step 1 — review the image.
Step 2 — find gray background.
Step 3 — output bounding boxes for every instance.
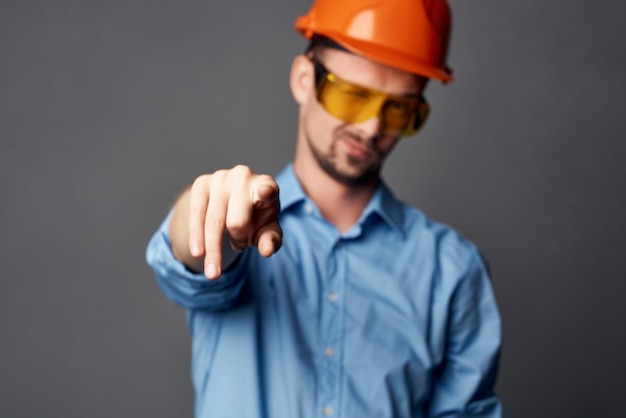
[1,0,625,417]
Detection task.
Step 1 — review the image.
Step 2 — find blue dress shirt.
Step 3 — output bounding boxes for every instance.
[146,164,502,418]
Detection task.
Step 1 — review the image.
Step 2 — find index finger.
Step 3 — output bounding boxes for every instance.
[202,186,229,279]
[188,175,212,258]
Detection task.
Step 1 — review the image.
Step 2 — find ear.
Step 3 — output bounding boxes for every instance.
[290,54,314,106]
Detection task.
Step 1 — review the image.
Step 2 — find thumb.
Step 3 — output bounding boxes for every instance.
[253,180,279,205]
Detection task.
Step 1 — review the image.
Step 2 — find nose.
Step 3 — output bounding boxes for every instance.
[354,114,383,140]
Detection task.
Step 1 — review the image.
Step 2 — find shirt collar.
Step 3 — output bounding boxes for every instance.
[275,163,308,212]
[275,164,405,237]
[359,179,405,238]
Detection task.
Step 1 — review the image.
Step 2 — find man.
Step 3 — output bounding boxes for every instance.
[146,0,502,417]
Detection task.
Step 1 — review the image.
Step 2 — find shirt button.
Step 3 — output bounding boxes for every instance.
[323,405,334,416]
[328,292,339,302]
[305,203,314,214]
[325,347,335,357]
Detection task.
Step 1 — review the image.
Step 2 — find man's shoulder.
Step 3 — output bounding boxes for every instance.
[400,202,485,270]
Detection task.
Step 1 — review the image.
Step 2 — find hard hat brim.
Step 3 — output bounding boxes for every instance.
[309,28,453,84]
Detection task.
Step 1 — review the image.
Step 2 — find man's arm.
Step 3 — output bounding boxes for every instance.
[428,254,502,418]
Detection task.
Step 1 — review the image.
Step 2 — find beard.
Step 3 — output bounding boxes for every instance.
[306,128,389,186]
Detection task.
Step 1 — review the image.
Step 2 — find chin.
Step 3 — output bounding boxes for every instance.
[326,164,380,186]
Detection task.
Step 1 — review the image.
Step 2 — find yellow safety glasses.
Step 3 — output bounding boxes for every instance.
[310,56,430,137]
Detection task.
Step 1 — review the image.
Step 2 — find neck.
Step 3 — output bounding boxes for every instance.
[293,152,379,234]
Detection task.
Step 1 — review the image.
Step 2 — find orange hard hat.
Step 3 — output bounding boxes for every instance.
[295,0,453,83]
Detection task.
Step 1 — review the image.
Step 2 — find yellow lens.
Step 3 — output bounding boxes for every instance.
[382,99,416,133]
[401,102,430,137]
[316,72,429,137]
[318,75,384,123]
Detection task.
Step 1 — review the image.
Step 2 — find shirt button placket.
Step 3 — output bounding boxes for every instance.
[320,238,342,418]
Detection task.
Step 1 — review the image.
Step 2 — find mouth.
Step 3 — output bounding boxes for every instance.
[338,135,374,160]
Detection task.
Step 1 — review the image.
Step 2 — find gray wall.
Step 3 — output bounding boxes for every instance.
[1,1,625,417]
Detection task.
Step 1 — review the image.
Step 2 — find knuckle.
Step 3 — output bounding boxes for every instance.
[205,215,225,230]
[226,219,246,235]
[188,205,205,218]
[231,164,253,176]
[257,174,276,185]
[231,165,255,185]
[211,169,227,184]
[191,174,211,192]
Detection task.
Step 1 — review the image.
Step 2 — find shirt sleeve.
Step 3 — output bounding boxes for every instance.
[145,210,250,311]
[428,252,503,418]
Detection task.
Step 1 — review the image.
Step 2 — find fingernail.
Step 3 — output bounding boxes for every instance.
[206,263,219,279]
[191,244,202,257]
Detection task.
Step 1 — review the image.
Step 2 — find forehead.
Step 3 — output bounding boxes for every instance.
[317,48,425,96]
